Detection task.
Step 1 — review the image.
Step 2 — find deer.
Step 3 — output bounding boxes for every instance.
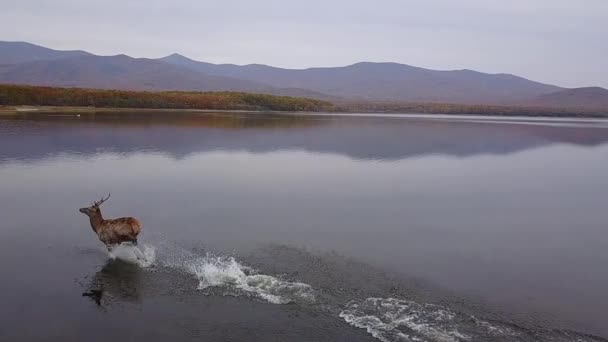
[79,194,142,251]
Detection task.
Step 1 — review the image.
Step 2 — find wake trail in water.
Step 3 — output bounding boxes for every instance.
[102,244,606,341]
[340,297,606,342]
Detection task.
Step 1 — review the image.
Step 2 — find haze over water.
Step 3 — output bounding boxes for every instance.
[1,112,608,342]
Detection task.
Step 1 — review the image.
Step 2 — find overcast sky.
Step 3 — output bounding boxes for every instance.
[1,0,606,88]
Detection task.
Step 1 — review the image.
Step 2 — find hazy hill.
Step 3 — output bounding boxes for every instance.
[0,41,91,65]
[0,53,334,99]
[159,54,562,104]
[4,41,607,109]
[0,54,273,91]
[527,87,608,108]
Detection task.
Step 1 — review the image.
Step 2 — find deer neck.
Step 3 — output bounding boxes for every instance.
[89,212,105,233]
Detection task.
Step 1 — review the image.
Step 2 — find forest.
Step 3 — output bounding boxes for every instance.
[1,84,606,117]
[0,84,335,112]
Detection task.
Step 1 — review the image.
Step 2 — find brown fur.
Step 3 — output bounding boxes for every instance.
[79,195,142,249]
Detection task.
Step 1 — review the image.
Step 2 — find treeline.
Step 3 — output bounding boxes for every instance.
[336,101,608,117]
[2,84,606,118]
[0,84,335,112]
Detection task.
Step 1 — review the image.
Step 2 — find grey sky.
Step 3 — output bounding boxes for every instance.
[1,0,607,88]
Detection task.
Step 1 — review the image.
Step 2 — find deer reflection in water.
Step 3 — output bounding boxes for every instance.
[82,259,143,306]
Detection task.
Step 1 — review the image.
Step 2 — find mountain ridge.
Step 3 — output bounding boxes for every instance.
[158,54,563,104]
[0,41,92,65]
[1,41,606,109]
[0,46,337,99]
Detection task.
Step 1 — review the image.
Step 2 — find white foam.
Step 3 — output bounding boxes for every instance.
[108,243,156,268]
[471,317,517,337]
[340,298,470,342]
[157,245,314,304]
[188,255,314,304]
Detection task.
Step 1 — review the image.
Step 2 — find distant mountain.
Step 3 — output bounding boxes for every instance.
[3,41,606,109]
[0,54,271,91]
[0,52,333,98]
[159,54,562,104]
[0,41,91,65]
[527,87,608,109]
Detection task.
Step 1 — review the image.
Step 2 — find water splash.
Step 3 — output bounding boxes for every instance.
[189,255,314,304]
[157,245,314,304]
[340,298,471,342]
[107,243,156,268]
[340,297,607,342]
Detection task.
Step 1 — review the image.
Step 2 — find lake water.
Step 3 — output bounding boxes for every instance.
[1,112,607,342]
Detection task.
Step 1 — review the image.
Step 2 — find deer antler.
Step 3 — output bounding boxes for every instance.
[94,193,111,207]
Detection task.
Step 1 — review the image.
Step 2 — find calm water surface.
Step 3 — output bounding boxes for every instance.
[1,112,607,342]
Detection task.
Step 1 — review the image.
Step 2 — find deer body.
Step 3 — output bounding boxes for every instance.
[80,194,142,249]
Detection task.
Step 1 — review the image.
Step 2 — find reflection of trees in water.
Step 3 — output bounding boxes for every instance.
[82,259,143,307]
[3,113,608,163]
[9,111,326,129]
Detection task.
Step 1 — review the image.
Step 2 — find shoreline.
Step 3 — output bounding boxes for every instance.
[2,105,608,119]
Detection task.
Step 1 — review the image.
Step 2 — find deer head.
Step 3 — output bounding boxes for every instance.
[79,193,111,218]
